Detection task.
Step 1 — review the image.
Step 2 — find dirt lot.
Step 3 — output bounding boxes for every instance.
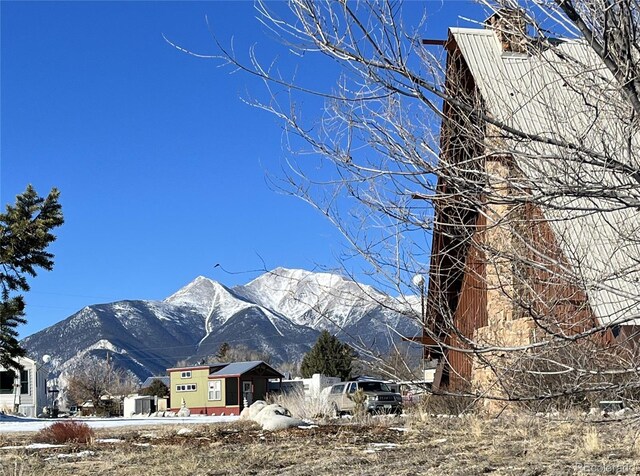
[1,415,639,475]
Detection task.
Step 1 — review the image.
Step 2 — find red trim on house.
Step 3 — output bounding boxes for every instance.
[170,406,241,416]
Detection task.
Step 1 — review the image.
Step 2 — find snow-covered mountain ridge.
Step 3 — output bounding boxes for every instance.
[22,268,419,381]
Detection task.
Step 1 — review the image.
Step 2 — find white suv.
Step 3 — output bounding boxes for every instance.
[326,380,402,415]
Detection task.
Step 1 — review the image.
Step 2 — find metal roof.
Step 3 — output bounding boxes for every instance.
[141,376,170,388]
[208,361,283,378]
[450,27,640,326]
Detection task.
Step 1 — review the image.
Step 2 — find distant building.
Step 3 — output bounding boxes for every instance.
[167,361,283,416]
[123,395,168,417]
[0,356,48,417]
[272,373,341,399]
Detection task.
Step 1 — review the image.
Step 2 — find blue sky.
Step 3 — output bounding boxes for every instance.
[1,1,485,338]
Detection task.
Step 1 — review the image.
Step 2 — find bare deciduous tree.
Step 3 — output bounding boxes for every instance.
[170,0,640,407]
[66,356,138,415]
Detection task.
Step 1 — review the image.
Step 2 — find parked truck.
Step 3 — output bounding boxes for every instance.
[325,380,402,415]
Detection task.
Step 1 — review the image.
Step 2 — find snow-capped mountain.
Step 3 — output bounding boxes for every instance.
[21,300,206,381]
[234,268,420,352]
[22,268,420,381]
[234,267,411,333]
[165,275,302,337]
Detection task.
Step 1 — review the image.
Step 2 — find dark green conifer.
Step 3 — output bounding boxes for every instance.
[300,330,356,380]
[0,185,63,368]
[140,378,169,398]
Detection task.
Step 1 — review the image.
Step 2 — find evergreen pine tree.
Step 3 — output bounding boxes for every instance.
[300,330,356,380]
[140,378,169,398]
[0,185,63,368]
[216,342,230,361]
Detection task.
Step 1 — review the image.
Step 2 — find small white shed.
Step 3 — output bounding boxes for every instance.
[123,395,154,417]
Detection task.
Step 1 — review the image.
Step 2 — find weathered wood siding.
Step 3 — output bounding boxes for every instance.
[445,213,488,389]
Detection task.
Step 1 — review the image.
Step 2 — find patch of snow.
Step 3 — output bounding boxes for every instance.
[0,414,40,423]
[0,416,239,433]
[45,450,95,460]
[364,443,400,453]
[83,339,123,355]
[1,443,66,449]
[166,277,236,323]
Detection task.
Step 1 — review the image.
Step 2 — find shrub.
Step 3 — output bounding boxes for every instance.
[501,340,640,413]
[34,420,94,444]
[348,388,367,417]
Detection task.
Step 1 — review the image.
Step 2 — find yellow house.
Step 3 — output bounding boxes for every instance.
[168,361,283,415]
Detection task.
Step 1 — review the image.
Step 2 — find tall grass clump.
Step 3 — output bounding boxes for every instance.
[267,387,334,419]
[582,426,602,456]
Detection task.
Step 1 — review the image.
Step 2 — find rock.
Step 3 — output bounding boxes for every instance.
[261,414,306,431]
[248,400,268,419]
[243,400,308,431]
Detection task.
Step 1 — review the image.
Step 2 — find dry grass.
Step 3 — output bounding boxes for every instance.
[0,415,639,475]
[414,394,479,417]
[467,416,485,440]
[267,388,335,420]
[632,433,640,457]
[581,426,601,456]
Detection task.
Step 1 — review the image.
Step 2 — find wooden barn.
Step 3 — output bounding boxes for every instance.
[424,10,640,391]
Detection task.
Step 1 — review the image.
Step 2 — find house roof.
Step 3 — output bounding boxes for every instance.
[208,361,283,378]
[141,376,170,388]
[0,356,38,372]
[449,27,640,326]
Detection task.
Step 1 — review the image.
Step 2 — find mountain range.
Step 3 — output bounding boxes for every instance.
[22,268,420,381]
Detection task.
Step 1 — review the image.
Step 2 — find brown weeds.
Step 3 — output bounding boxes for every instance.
[33,420,94,444]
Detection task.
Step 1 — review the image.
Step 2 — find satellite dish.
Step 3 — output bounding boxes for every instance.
[42,355,51,364]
